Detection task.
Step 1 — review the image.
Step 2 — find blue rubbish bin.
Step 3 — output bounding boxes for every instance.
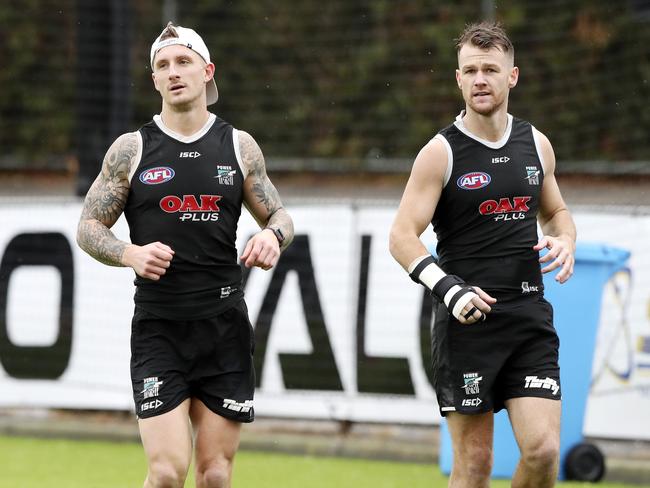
[439,242,631,481]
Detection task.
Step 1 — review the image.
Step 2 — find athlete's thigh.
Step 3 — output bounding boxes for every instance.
[131,307,192,419]
[190,300,256,423]
[138,398,193,469]
[505,396,561,450]
[433,302,511,415]
[446,411,494,456]
[498,297,561,406]
[190,398,242,468]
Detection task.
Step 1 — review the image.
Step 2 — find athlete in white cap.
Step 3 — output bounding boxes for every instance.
[78,22,294,488]
[149,23,219,106]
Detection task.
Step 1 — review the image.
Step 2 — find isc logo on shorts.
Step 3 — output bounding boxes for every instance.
[141,399,163,412]
[457,172,491,190]
[140,166,175,185]
[461,398,482,407]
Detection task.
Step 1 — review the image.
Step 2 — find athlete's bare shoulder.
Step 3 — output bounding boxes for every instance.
[237,130,263,177]
[81,131,141,227]
[105,131,140,179]
[532,127,556,175]
[410,136,449,186]
[424,135,450,162]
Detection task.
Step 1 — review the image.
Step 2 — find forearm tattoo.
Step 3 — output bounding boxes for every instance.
[240,131,294,249]
[267,207,294,250]
[77,133,137,266]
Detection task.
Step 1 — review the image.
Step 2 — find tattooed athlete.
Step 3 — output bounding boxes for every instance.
[77,22,293,488]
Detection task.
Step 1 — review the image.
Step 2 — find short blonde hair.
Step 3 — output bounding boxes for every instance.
[455,21,514,59]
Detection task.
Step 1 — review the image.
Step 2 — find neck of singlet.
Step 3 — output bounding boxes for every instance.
[153,113,217,143]
[453,110,514,150]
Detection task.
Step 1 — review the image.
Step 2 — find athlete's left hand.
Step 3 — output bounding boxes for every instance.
[534,234,575,283]
[458,285,497,325]
[240,228,281,270]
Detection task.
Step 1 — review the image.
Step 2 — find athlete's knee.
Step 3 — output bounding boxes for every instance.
[197,460,233,488]
[521,436,560,471]
[454,443,493,480]
[146,461,187,488]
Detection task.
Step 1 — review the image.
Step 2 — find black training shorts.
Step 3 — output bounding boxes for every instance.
[130,299,255,422]
[432,294,561,416]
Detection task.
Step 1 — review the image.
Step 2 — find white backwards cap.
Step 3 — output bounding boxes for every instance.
[150,23,218,105]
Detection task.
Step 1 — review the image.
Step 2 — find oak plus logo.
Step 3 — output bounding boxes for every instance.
[457,172,491,190]
[479,196,532,222]
[139,166,175,185]
[160,194,223,222]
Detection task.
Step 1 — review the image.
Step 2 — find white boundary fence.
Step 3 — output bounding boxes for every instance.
[0,199,649,440]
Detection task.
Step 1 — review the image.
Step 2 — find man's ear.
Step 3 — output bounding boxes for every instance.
[508,66,519,89]
[152,72,161,93]
[205,63,216,83]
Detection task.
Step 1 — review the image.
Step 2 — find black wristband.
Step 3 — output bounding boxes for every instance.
[266,226,285,245]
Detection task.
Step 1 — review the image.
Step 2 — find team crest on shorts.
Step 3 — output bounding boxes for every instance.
[461,372,482,395]
[142,376,163,399]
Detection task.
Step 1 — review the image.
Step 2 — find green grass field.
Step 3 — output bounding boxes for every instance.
[0,435,639,488]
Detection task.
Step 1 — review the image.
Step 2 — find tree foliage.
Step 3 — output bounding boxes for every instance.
[2,0,649,169]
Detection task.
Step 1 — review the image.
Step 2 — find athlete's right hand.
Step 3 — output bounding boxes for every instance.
[122,242,174,280]
[456,285,496,325]
[408,256,497,325]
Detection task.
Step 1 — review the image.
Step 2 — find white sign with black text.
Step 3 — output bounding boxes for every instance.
[0,200,648,439]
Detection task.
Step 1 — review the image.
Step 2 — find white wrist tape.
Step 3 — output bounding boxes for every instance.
[446,286,476,318]
[408,254,480,321]
[408,256,446,290]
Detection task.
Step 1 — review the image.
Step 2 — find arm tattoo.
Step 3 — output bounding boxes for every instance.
[240,131,281,214]
[77,133,137,266]
[266,207,295,250]
[240,131,294,249]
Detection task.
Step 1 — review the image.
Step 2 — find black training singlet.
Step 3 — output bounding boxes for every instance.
[432,112,545,299]
[124,114,245,319]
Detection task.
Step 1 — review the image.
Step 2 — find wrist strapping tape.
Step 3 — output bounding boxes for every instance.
[409,255,478,320]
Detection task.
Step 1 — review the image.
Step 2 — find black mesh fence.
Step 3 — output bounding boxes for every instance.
[1,0,649,188]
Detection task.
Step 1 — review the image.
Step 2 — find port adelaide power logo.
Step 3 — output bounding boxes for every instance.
[215,165,236,186]
[139,166,175,185]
